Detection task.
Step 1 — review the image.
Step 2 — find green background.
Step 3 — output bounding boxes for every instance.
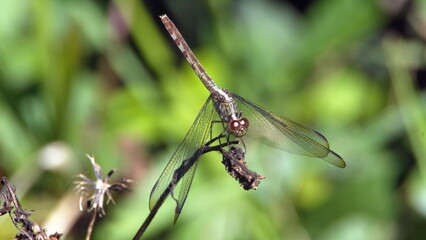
[0,0,425,239]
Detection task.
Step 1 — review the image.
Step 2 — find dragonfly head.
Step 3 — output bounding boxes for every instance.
[227,118,249,137]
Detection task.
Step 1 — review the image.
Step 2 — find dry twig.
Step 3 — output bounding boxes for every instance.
[1,177,62,240]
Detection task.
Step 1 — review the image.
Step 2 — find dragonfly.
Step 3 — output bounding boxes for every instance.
[150,14,346,223]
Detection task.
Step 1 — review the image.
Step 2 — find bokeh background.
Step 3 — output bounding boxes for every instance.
[0,0,425,239]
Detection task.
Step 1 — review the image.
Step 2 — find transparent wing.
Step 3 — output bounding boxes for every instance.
[233,94,346,168]
[173,160,198,223]
[149,96,217,221]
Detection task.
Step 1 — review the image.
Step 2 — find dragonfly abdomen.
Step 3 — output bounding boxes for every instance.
[160,15,217,93]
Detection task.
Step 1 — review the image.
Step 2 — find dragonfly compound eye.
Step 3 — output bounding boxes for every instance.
[240,118,249,128]
[229,120,240,131]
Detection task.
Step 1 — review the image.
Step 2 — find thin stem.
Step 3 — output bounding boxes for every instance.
[85,212,97,240]
[385,38,426,178]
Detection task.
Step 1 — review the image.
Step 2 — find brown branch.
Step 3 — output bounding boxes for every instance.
[133,133,266,240]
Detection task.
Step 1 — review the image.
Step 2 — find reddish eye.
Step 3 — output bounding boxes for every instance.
[239,118,249,128]
[229,120,240,131]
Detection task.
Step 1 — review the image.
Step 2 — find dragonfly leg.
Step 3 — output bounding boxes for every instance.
[210,120,229,148]
[209,120,226,141]
[225,134,231,148]
[240,138,247,154]
[170,188,179,206]
[225,133,246,153]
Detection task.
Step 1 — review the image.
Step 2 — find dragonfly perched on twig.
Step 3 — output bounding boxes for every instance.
[150,14,346,223]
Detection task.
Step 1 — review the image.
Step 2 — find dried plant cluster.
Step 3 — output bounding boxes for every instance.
[0,177,62,240]
[0,154,132,240]
[74,155,132,217]
[74,155,132,240]
[221,146,265,190]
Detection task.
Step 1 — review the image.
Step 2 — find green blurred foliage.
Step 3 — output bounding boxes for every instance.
[0,0,425,239]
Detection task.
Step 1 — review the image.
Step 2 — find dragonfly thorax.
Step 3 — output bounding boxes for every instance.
[211,88,250,137]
